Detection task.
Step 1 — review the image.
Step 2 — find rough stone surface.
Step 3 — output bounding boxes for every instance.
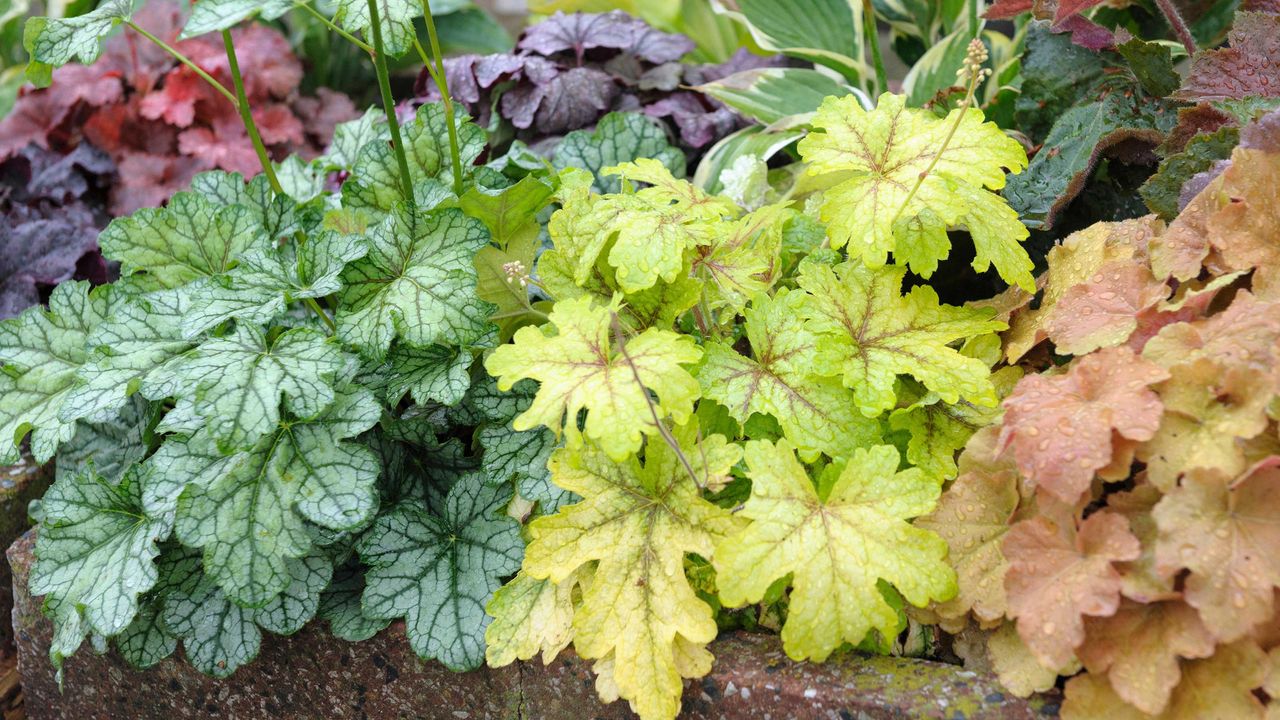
[0,460,52,660]
[10,532,1058,719]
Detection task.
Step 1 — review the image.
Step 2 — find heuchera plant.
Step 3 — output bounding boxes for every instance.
[0,0,357,214]
[0,0,1042,715]
[925,108,1280,719]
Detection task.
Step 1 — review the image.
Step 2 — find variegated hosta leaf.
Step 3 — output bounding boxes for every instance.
[60,288,194,425]
[32,466,173,670]
[158,387,381,607]
[344,104,486,214]
[358,473,523,670]
[796,262,1006,416]
[698,289,880,460]
[161,550,332,678]
[484,296,702,461]
[337,205,495,361]
[182,0,293,37]
[22,0,134,72]
[98,191,266,291]
[318,561,391,642]
[143,325,348,453]
[0,282,112,464]
[798,93,1034,290]
[184,232,369,338]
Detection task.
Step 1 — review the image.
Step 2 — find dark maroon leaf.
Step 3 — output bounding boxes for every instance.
[1176,12,1280,100]
[517,11,691,64]
[501,66,620,134]
[644,93,741,148]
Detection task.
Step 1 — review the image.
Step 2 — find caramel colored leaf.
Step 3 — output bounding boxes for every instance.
[1043,260,1170,356]
[999,347,1168,503]
[988,622,1064,698]
[1004,511,1141,669]
[1143,291,1280,376]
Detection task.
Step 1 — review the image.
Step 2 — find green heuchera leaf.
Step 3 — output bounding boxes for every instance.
[22,0,133,71]
[344,104,485,214]
[334,0,419,57]
[321,109,390,174]
[798,93,1034,291]
[549,159,739,294]
[484,295,702,461]
[0,282,112,463]
[358,473,523,670]
[715,440,955,662]
[1140,126,1240,221]
[796,262,1005,416]
[115,603,176,669]
[318,561,391,642]
[698,290,879,460]
[552,112,686,194]
[56,395,156,485]
[31,465,172,670]
[60,288,194,425]
[158,387,380,606]
[182,0,293,37]
[184,231,368,338]
[363,343,473,407]
[478,424,569,513]
[143,326,347,452]
[98,191,266,291]
[161,549,332,677]
[337,205,494,361]
[1014,24,1108,142]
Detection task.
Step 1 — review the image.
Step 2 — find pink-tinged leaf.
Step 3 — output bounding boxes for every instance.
[1175,12,1280,101]
[1004,510,1141,670]
[1154,460,1280,642]
[1043,260,1170,355]
[984,0,1033,18]
[1142,290,1280,375]
[1053,0,1108,22]
[999,346,1167,503]
[109,153,206,215]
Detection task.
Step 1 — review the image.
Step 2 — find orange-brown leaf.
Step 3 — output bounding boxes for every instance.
[1154,460,1280,642]
[999,346,1167,503]
[1004,511,1140,669]
[1043,260,1169,355]
[1143,290,1280,376]
[1078,600,1216,714]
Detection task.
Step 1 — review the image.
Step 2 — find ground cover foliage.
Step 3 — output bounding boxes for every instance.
[0,0,1279,719]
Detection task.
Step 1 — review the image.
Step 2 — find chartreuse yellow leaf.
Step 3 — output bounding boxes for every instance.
[549,159,738,294]
[484,295,702,461]
[698,290,880,460]
[798,93,1033,290]
[484,565,591,666]
[501,424,742,720]
[797,261,1006,417]
[715,439,955,662]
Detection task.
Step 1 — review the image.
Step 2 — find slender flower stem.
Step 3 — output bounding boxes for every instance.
[292,1,376,52]
[125,21,238,107]
[862,0,887,96]
[1153,0,1197,57]
[420,0,465,196]
[366,0,416,206]
[222,30,283,194]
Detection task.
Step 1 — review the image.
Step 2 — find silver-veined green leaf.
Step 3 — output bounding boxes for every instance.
[552,112,686,194]
[181,0,293,38]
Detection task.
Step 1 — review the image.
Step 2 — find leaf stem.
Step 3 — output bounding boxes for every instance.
[862,0,887,96]
[305,297,339,332]
[125,21,238,107]
[222,30,283,194]
[1152,0,1197,57]
[419,0,465,196]
[293,1,376,52]
[366,0,417,206]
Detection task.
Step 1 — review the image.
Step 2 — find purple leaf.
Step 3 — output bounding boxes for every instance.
[501,66,620,134]
[518,11,693,63]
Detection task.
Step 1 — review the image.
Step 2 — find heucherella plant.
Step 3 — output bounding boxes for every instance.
[5,3,1037,718]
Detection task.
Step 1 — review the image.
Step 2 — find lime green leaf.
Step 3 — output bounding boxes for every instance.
[0,282,111,463]
[459,174,555,250]
[506,425,741,719]
[484,296,702,461]
[60,289,194,425]
[337,205,494,360]
[799,93,1033,290]
[344,104,486,214]
[98,192,266,291]
[358,474,523,671]
[143,326,347,452]
[698,290,880,460]
[537,246,702,333]
[162,551,332,677]
[32,465,172,670]
[715,440,955,661]
[165,387,381,606]
[22,0,132,70]
[689,203,788,315]
[552,112,686,194]
[182,0,292,37]
[797,262,1005,416]
[334,0,418,57]
[484,566,590,666]
[888,367,1020,480]
[184,232,368,337]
